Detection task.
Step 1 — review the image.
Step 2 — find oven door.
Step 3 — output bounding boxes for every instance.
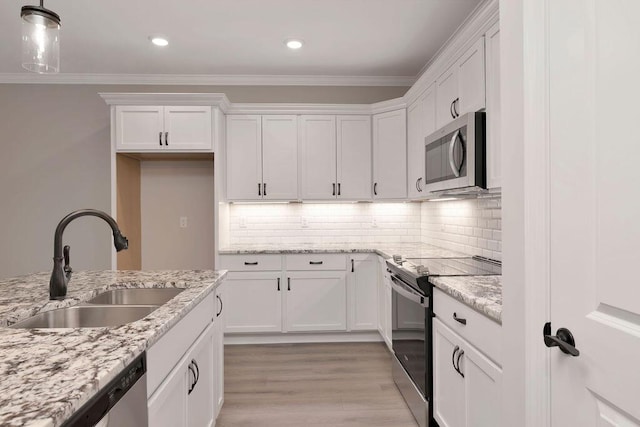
[390,274,428,397]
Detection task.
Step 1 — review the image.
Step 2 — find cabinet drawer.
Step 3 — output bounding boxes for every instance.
[219,254,282,271]
[147,292,215,397]
[433,288,502,366]
[286,254,346,271]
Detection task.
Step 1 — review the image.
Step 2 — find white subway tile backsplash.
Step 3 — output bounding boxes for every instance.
[226,197,501,259]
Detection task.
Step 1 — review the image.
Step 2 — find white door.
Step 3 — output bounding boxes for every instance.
[186,324,214,427]
[336,115,372,200]
[213,287,224,415]
[148,355,188,427]
[485,23,501,190]
[407,98,423,199]
[348,254,378,331]
[372,109,407,200]
[456,37,485,117]
[433,318,466,427]
[284,271,347,332]
[299,115,337,200]
[163,106,213,151]
[549,2,640,425]
[226,115,262,200]
[223,272,282,333]
[436,66,458,129]
[261,115,298,200]
[115,105,164,151]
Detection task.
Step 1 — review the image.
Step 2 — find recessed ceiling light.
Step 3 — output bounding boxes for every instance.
[150,37,169,47]
[285,39,303,50]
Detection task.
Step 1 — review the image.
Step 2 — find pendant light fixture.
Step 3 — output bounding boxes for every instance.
[21,0,61,73]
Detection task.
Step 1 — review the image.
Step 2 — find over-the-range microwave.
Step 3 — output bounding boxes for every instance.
[423,111,486,195]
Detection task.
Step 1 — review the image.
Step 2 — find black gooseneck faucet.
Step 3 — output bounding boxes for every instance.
[50,209,128,300]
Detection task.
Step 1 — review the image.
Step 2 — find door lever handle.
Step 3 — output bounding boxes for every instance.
[543,322,580,356]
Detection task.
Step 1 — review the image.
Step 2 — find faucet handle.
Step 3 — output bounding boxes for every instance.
[63,245,72,274]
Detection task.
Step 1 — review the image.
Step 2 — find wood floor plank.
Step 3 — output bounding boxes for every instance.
[217,342,418,427]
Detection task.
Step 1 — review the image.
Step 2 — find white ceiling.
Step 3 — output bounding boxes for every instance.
[0,0,483,83]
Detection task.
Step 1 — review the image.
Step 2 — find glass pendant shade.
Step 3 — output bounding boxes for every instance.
[21,4,61,73]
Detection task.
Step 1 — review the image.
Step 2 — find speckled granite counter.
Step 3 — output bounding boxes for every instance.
[0,269,226,427]
[220,243,502,323]
[220,242,466,260]
[429,275,502,323]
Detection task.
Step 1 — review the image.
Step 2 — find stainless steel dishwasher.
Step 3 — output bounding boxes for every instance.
[62,353,148,427]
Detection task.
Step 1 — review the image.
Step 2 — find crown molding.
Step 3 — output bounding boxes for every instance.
[99,93,232,112]
[370,97,407,115]
[0,72,415,87]
[226,103,372,115]
[404,0,499,105]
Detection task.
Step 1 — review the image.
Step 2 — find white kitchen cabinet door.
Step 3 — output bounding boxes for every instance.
[485,23,501,189]
[148,356,188,427]
[456,37,486,118]
[436,66,458,129]
[299,115,337,200]
[163,106,213,151]
[372,109,407,200]
[115,106,164,151]
[347,254,378,331]
[336,115,372,200]
[433,318,466,427]
[224,272,282,333]
[187,324,215,427]
[462,339,502,427]
[407,85,435,199]
[213,286,224,416]
[284,271,347,332]
[226,115,263,200]
[262,115,298,200]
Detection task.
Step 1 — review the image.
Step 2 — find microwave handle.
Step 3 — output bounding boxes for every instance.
[448,130,462,177]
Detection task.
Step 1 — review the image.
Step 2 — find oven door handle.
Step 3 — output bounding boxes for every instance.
[390,275,426,307]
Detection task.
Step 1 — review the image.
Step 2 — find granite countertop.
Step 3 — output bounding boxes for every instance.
[220,243,502,323]
[219,242,467,260]
[429,275,502,323]
[0,269,226,427]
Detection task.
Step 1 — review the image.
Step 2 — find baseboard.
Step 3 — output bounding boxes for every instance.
[224,330,384,345]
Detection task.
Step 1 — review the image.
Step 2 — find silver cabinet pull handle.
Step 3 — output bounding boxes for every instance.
[309,261,323,265]
[417,177,423,192]
[453,312,467,325]
[374,182,378,196]
[244,261,258,265]
[159,132,163,146]
[287,277,291,291]
[337,183,341,196]
[332,183,336,196]
[448,130,463,177]
[450,100,456,119]
[216,295,223,317]
[351,259,354,272]
[164,132,168,146]
[258,183,262,196]
[263,183,267,196]
[453,98,460,117]
[277,277,280,291]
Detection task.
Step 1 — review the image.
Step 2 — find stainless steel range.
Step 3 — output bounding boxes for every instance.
[386,255,501,427]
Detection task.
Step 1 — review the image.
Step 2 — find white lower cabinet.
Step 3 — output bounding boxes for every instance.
[223,271,282,333]
[377,256,393,350]
[433,318,502,427]
[146,291,224,427]
[347,254,378,331]
[285,271,347,332]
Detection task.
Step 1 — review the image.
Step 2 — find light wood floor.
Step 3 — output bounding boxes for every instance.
[217,342,419,427]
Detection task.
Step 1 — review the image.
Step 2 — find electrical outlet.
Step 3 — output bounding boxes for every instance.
[180,216,188,228]
[239,217,247,229]
[301,216,309,228]
[372,217,378,228]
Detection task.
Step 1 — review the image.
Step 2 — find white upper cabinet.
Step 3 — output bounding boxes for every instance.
[300,115,372,201]
[115,105,213,152]
[373,109,407,199]
[407,85,436,199]
[485,22,501,189]
[299,115,337,200]
[261,115,298,200]
[226,115,298,201]
[436,37,486,129]
[337,115,372,200]
[226,115,263,200]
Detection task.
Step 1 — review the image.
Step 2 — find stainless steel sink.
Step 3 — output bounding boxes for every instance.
[87,288,184,305]
[10,305,159,329]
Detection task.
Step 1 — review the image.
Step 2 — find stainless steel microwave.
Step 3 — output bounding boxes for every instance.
[423,112,486,194]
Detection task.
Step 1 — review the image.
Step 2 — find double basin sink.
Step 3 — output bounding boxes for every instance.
[11,288,184,329]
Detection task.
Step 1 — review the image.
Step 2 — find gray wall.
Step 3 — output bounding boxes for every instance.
[0,83,408,278]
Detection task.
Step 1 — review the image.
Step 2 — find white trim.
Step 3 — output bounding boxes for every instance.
[404,0,499,106]
[224,331,383,345]
[99,93,232,112]
[0,73,415,87]
[370,97,407,115]
[226,103,372,115]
